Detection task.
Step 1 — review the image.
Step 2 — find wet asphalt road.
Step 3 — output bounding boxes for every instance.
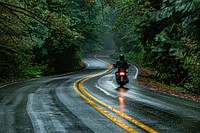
[0,53,200,133]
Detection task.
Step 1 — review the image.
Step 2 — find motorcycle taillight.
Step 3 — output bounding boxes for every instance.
[119,71,125,76]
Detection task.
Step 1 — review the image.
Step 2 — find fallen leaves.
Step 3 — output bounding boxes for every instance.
[137,68,200,102]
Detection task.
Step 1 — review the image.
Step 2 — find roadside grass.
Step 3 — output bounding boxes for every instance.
[137,76,189,94]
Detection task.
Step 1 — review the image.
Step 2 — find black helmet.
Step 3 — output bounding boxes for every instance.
[119,54,124,61]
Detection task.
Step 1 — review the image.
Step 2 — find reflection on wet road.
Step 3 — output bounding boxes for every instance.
[117,87,127,114]
[83,55,200,133]
[80,56,159,133]
[0,53,200,133]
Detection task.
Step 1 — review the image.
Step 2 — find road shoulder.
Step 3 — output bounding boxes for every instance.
[137,68,200,102]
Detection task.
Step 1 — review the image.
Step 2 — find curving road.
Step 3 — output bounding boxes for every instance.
[0,52,200,133]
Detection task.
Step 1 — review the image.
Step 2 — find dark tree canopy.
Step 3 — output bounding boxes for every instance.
[112,0,200,94]
[1,0,200,94]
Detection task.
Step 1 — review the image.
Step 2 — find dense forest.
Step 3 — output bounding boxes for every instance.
[0,0,200,94]
[0,0,107,81]
[111,0,200,94]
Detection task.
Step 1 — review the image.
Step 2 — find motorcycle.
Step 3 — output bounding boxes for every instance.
[115,68,129,87]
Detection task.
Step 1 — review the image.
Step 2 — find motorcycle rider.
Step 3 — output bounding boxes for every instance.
[114,54,129,83]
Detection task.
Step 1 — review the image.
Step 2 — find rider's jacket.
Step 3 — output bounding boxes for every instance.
[115,60,129,71]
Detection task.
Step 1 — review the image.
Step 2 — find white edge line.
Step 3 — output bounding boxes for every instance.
[95,83,117,98]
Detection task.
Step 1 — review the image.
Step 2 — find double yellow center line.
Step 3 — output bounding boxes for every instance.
[73,55,159,133]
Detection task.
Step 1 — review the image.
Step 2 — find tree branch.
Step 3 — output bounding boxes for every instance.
[0,26,19,49]
[0,7,47,37]
[0,1,49,27]
[8,8,33,40]
[0,20,21,37]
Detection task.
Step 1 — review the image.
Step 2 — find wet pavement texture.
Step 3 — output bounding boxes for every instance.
[0,53,200,133]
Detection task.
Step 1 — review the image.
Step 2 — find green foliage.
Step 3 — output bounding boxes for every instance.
[145,0,200,93]
[2,0,199,96]
[0,0,105,82]
[111,0,200,94]
[183,52,200,93]
[126,51,144,67]
[31,0,105,74]
[22,64,47,78]
[0,48,20,81]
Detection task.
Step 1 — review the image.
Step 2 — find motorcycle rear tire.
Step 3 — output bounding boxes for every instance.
[119,83,125,87]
